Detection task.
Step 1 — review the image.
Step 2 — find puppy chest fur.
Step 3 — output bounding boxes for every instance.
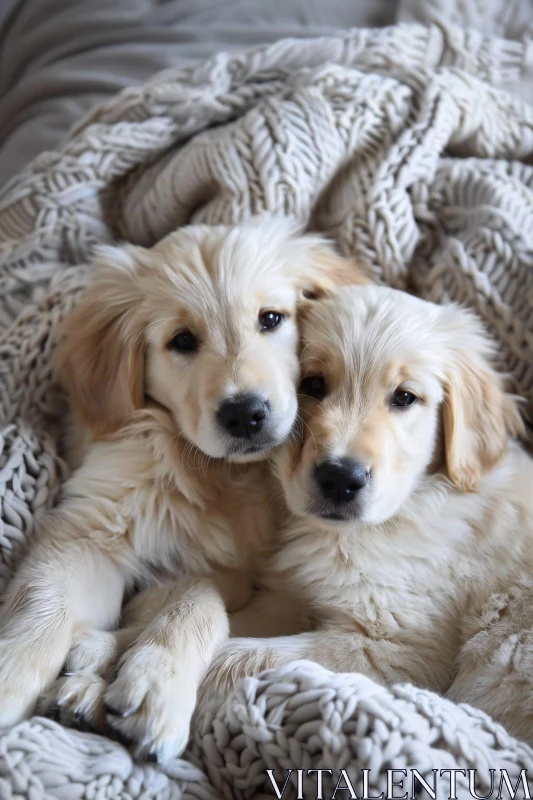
[63,424,276,587]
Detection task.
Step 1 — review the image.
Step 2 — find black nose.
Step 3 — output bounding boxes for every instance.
[217,394,270,439]
[315,459,370,504]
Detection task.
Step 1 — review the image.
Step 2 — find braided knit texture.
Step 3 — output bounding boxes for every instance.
[1,13,533,799]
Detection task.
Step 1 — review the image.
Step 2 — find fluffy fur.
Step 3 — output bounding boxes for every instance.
[0,217,365,762]
[200,286,533,744]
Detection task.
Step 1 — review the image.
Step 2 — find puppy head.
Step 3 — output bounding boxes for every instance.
[275,285,524,524]
[56,216,364,460]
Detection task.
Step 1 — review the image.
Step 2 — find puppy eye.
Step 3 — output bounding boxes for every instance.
[259,310,283,332]
[390,389,418,409]
[300,374,327,400]
[168,330,199,353]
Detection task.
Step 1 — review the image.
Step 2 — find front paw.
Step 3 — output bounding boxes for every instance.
[36,672,108,731]
[66,629,122,675]
[104,644,197,763]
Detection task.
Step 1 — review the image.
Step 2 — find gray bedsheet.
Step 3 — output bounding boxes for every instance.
[0,0,397,187]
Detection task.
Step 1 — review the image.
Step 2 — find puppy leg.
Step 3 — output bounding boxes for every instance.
[104,577,229,763]
[36,581,183,731]
[0,515,125,727]
[448,584,533,744]
[201,629,423,708]
[40,581,223,734]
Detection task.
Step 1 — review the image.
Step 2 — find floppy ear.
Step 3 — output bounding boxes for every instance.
[293,240,369,301]
[55,246,146,436]
[440,309,524,492]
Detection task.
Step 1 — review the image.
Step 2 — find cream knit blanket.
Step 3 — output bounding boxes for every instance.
[2,8,533,800]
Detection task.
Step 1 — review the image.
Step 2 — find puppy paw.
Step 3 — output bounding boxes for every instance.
[66,629,121,676]
[36,672,108,731]
[104,644,196,763]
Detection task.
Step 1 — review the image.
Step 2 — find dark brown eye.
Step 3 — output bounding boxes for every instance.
[300,375,327,401]
[391,389,417,409]
[259,310,283,332]
[168,330,198,353]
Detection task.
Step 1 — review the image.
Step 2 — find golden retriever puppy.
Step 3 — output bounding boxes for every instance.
[0,217,363,761]
[201,285,533,742]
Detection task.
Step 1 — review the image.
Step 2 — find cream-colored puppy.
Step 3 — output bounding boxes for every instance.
[203,285,533,742]
[0,217,363,761]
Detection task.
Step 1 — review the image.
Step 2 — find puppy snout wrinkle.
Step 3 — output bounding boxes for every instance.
[217,394,270,439]
[315,459,370,504]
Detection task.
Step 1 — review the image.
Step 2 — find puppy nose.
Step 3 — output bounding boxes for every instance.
[217,394,270,438]
[315,459,370,504]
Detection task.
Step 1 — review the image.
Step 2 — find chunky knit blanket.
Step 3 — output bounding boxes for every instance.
[2,2,533,798]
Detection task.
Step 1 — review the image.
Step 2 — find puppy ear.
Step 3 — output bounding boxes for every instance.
[440,309,524,492]
[55,246,146,436]
[293,240,369,301]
